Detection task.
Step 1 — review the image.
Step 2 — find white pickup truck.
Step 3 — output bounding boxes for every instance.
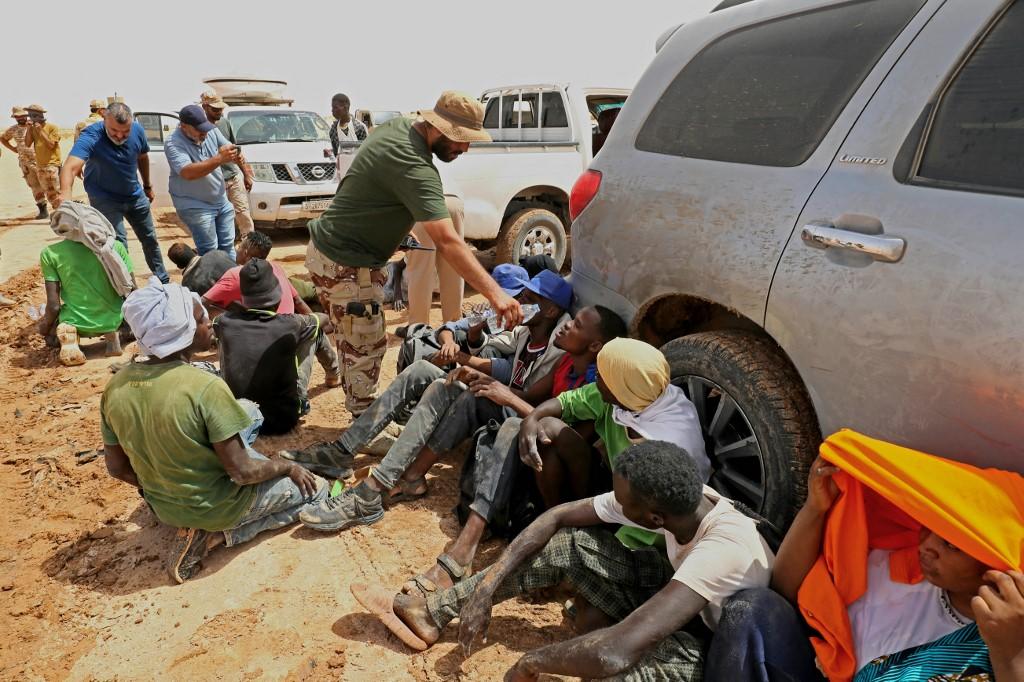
[137,105,338,229]
[337,84,629,267]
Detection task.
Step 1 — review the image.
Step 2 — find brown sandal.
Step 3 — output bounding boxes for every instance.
[401,553,472,598]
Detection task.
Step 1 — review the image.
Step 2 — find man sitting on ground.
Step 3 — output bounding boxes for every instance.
[352,441,774,681]
[102,279,327,584]
[204,231,340,387]
[37,203,135,365]
[520,337,710,548]
[706,430,1024,682]
[214,259,333,435]
[167,242,235,297]
[399,305,627,597]
[291,270,574,532]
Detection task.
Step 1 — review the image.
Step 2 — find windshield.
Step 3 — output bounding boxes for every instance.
[372,111,402,125]
[226,110,330,144]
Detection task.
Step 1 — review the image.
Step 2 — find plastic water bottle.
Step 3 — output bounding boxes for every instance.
[466,303,541,333]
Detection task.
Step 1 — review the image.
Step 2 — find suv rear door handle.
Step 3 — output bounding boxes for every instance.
[801,222,906,263]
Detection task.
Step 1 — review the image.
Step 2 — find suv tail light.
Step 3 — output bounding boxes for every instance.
[569,169,602,222]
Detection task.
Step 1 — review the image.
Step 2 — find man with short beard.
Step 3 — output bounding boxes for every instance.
[59,102,170,283]
[305,91,522,415]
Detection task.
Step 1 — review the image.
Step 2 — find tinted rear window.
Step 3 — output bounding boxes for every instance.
[637,0,926,167]
[915,1,1024,195]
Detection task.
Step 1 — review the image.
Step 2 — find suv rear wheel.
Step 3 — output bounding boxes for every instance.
[661,330,820,531]
[496,208,567,269]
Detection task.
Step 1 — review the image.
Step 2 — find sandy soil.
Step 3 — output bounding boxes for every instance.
[0,174,570,678]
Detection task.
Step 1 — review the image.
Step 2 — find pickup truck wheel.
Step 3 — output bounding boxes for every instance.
[661,330,820,531]
[496,208,567,269]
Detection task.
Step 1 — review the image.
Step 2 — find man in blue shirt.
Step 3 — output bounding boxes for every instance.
[164,105,239,258]
[58,102,170,283]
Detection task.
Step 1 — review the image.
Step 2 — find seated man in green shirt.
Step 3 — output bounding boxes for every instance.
[519,338,711,548]
[101,279,328,584]
[38,221,134,366]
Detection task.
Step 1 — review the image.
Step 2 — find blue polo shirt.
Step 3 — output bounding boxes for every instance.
[69,121,150,203]
[165,127,231,210]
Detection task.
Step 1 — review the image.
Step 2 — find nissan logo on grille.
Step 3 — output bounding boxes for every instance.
[311,165,326,179]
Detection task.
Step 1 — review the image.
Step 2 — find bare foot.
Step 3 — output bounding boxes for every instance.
[104,332,123,357]
[393,593,440,645]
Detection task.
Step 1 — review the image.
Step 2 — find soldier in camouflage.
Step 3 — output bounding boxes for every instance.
[0,106,48,218]
[74,99,107,141]
[23,103,63,212]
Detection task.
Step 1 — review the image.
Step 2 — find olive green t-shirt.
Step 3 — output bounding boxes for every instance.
[40,239,133,335]
[100,362,256,531]
[308,117,449,268]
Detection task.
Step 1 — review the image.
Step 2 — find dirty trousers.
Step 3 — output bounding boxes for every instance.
[19,156,44,202]
[305,241,387,414]
[296,325,341,402]
[225,175,254,236]
[34,164,60,208]
[407,195,466,325]
[426,527,705,681]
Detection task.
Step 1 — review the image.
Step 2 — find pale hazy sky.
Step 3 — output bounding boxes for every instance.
[3,0,720,125]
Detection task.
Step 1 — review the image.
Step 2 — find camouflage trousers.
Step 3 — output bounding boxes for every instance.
[33,164,60,208]
[305,241,387,415]
[19,157,44,203]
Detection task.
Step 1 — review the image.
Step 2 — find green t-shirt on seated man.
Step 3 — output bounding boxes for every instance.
[100,361,256,531]
[307,116,450,269]
[558,382,662,549]
[40,239,133,335]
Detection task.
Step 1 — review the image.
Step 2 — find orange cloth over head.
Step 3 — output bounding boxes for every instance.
[796,429,1024,682]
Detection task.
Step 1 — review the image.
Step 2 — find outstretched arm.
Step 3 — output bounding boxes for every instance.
[458,499,602,655]
[507,580,708,680]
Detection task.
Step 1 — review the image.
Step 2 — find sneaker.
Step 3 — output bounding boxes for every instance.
[364,423,404,457]
[324,372,342,388]
[36,202,48,219]
[279,441,355,479]
[167,527,211,584]
[299,485,384,532]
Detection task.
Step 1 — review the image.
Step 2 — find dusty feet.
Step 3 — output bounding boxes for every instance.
[402,551,471,596]
[350,583,440,651]
[104,331,123,357]
[56,323,86,366]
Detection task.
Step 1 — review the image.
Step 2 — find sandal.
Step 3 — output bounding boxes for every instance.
[401,553,472,598]
[382,476,428,508]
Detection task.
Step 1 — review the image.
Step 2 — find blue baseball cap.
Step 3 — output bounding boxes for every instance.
[492,263,530,296]
[524,270,573,310]
[179,104,215,133]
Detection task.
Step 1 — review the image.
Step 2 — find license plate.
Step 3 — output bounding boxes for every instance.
[302,199,331,212]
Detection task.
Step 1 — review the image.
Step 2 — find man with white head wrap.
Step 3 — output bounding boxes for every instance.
[519,338,709,549]
[101,279,329,584]
[37,203,135,366]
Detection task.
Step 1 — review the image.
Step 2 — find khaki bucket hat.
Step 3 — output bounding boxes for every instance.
[420,91,491,143]
[11,106,28,117]
[26,103,47,113]
[200,90,227,109]
[90,98,106,109]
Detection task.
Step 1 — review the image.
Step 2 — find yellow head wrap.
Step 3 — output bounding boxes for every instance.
[596,338,670,412]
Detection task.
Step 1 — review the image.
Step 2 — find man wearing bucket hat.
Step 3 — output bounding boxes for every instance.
[22,104,62,213]
[0,106,48,218]
[200,91,255,237]
[306,90,522,415]
[74,99,107,141]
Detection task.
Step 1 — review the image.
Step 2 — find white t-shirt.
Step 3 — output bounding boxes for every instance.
[848,549,970,671]
[592,485,774,629]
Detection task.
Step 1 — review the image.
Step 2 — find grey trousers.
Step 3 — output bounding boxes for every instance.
[426,527,704,681]
[297,326,341,401]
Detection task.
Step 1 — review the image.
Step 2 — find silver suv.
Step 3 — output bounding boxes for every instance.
[570,0,1024,529]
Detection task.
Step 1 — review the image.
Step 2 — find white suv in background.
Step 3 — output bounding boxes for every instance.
[136,106,338,229]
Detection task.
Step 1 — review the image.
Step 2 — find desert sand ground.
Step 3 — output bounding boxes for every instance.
[0,137,571,680]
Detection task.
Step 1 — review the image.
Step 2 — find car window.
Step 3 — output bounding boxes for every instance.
[913,1,1024,196]
[636,0,926,167]
[226,111,330,145]
[135,113,178,147]
[483,92,568,129]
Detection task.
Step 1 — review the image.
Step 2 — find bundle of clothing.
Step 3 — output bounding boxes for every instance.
[51,202,134,297]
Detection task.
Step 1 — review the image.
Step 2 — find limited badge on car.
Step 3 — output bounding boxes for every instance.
[302,199,332,213]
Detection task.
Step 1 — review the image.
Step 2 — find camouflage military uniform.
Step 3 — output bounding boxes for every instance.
[0,124,45,203]
[305,241,387,414]
[27,117,62,209]
[74,112,103,141]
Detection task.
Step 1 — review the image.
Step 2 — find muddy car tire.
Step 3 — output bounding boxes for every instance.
[661,330,820,531]
[496,208,567,269]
